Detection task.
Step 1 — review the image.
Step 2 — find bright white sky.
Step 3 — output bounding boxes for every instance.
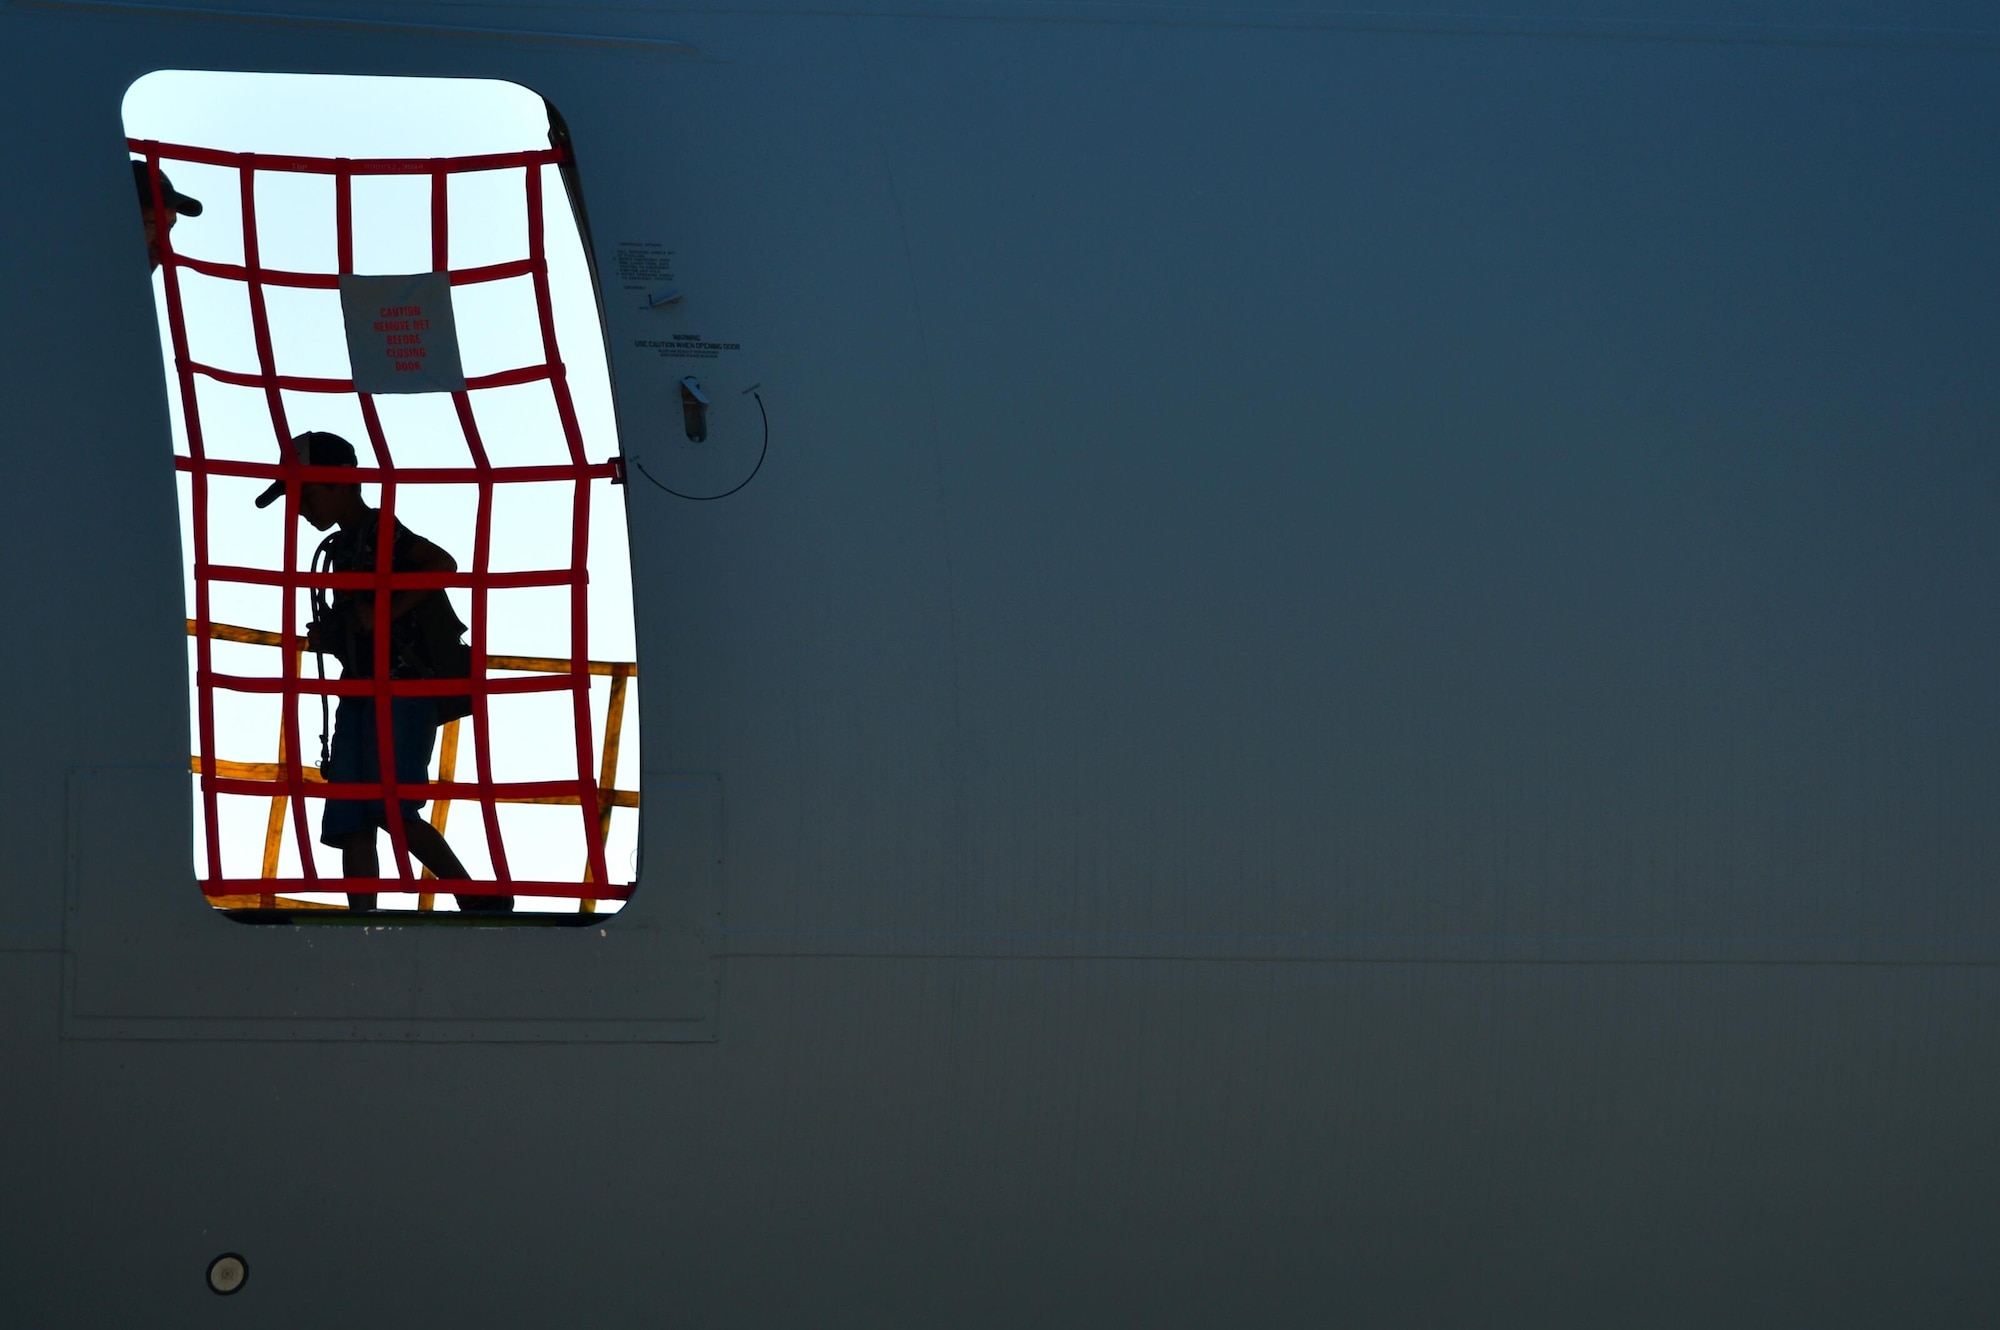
[125,71,637,913]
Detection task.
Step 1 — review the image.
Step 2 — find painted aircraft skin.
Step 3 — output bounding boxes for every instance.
[3,1,1998,1323]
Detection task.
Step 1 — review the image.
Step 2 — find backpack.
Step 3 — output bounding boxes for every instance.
[309,531,474,765]
[405,593,475,723]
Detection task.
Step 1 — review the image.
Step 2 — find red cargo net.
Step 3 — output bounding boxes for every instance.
[135,138,628,904]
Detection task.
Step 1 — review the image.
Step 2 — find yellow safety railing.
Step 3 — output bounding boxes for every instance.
[188,619,637,912]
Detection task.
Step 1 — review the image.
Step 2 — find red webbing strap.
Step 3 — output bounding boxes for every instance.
[203,878,630,900]
[358,398,415,883]
[526,160,612,889]
[200,562,594,592]
[432,169,449,271]
[168,252,536,290]
[134,139,562,176]
[236,157,320,882]
[438,165,515,885]
[457,393,512,881]
[429,163,513,886]
[342,157,414,884]
[181,458,616,486]
[334,162,353,273]
[205,672,574,699]
[149,152,224,887]
[212,776,594,801]
[184,360,555,395]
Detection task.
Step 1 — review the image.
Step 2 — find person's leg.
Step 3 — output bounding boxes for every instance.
[426,812,513,913]
[346,820,477,912]
[322,697,512,916]
[398,814,510,912]
[318,698,383,913]
[454,886,515,913]
[339,827,379,911]
[388,696,511,913]
[401,815,467,878]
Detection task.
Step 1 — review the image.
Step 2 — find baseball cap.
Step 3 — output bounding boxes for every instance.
[255,431,359,508]
[132,160,204,216]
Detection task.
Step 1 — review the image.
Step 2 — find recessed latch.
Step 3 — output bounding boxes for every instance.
[679,376,710,443]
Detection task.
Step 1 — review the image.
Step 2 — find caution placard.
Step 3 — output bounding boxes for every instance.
[338,271,467,395]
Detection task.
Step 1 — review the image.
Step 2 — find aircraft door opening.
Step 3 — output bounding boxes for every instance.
[124,71,641,922]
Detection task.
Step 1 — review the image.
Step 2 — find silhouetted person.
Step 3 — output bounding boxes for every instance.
[256,432,511,913]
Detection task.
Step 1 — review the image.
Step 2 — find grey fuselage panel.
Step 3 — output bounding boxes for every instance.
[3,2,1997,1324]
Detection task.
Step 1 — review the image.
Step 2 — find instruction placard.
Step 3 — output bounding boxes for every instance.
[338,272,467,395]
[614,242,675,286]
[634,333,742,361]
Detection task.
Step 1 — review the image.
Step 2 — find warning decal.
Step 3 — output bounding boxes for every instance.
[338,271,467,395]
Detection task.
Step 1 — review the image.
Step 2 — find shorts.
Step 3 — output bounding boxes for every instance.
[319,695,440,846]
